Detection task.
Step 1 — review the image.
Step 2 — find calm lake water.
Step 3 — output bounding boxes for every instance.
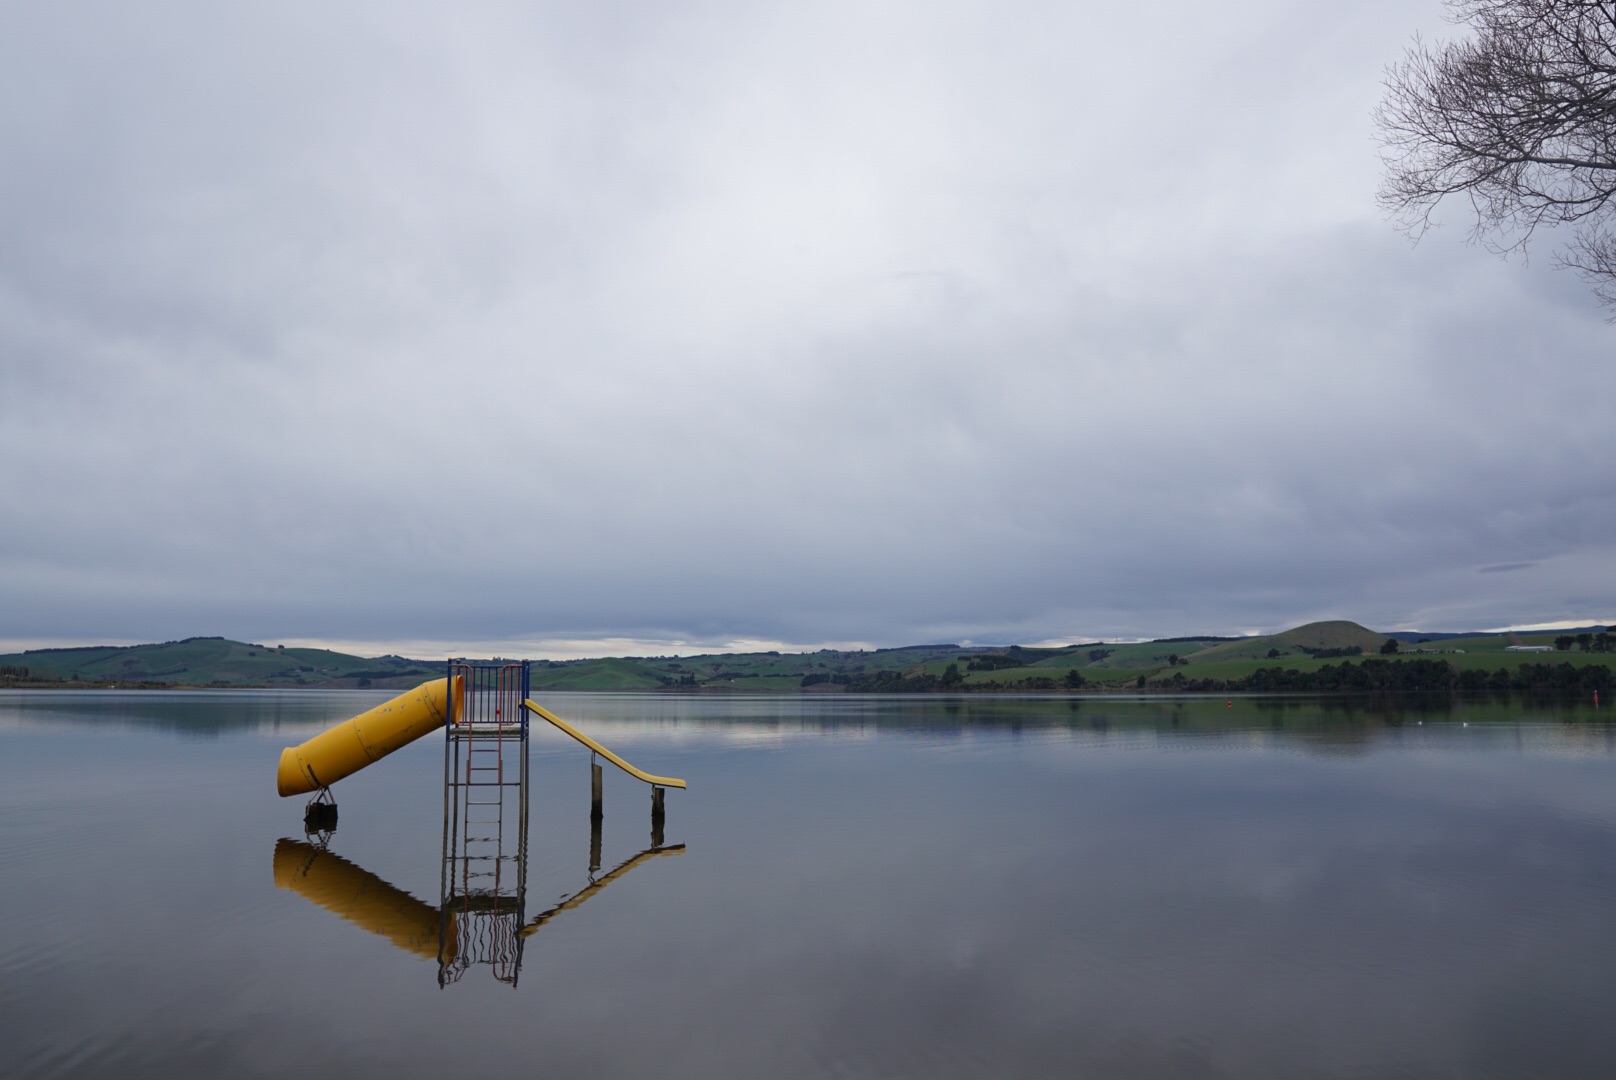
[4,690,1616,1079]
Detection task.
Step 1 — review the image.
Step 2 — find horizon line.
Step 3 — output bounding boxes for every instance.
[4,617,1612,663]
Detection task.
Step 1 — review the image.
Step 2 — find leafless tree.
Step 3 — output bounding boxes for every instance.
[1377,1,1616,305]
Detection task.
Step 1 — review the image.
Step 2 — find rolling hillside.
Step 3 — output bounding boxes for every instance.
[4,620,1611,693]
[1190,620,1391,662]
[0,637,436,688]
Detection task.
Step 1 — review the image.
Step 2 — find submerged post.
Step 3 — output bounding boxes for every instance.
[651,785,665,848]
[591,755,604,822]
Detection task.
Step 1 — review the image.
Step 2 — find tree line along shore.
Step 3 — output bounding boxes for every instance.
[2,621,1614,695]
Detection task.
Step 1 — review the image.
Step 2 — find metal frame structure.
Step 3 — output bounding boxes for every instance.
[438,660,530,987]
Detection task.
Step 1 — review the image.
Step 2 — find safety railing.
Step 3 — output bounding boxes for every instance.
[447,661,528,735]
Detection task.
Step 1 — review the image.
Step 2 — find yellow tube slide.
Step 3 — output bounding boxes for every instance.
[272,839,452,961]
[276,677,459,796]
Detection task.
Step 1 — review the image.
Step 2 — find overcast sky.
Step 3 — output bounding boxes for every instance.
[3,0,1613,659]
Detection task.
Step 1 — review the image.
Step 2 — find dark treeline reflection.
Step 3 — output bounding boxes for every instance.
[3,688,1613,742]
[543,691,1616,746]
[0,688,401,737]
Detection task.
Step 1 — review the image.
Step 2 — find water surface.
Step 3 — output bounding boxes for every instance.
[3,690,1615,1078]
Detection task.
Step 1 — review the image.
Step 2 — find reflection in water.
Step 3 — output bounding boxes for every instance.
[273,835,684,984]
[6,687,1614,747]
[273,719,684,988]
[522,844,686,939]
[437,715,529,987]
[14,692,1616,1079]
[272,839,448,961]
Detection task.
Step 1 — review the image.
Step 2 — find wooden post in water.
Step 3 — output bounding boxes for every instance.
[589,810,602,875]
[589,755,604,871]
[651,785,665,848]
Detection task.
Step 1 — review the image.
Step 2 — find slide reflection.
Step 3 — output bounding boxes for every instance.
[272,835,683,983]
[521,844,685,938]
[272,839,450,962]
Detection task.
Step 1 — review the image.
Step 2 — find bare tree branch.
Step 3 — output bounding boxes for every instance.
[1377,1,1616,302]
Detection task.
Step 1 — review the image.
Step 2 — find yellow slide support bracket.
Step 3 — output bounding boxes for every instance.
[523,699,687,789]
[276,677,461,797]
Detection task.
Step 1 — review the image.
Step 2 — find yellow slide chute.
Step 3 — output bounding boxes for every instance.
[275,677,461,797]
[275,678,685,796]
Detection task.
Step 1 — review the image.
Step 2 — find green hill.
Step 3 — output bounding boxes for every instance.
[1190,620,1391,662]
[4,621,1610,694]
[1030,639,1229,670]
[530,657,669,691]
[0,637,436,688]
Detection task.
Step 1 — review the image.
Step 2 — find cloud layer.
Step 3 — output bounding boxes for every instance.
[3,1,1612,655]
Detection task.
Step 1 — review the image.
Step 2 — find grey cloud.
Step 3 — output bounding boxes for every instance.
[2,1,1612,653]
